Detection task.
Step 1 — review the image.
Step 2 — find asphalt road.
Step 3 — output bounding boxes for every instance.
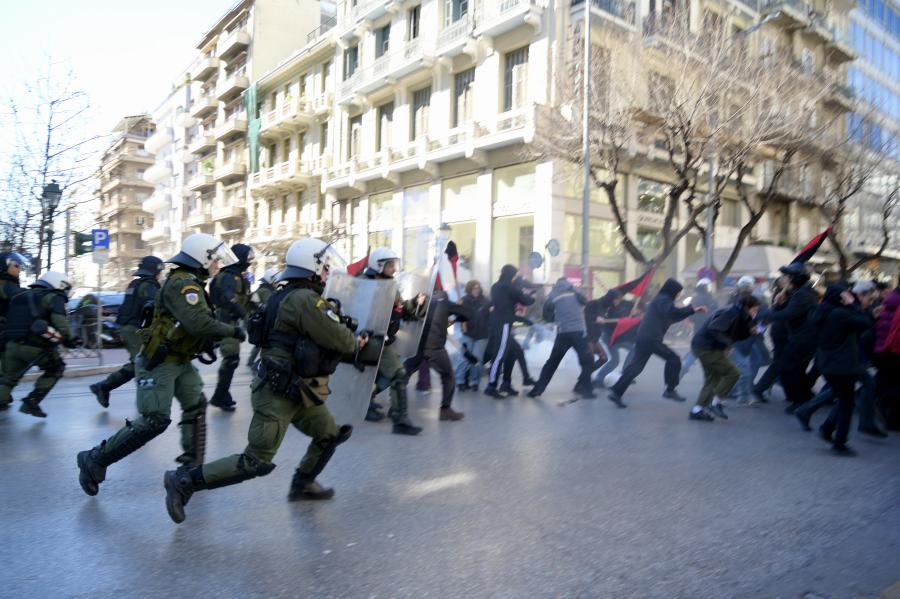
[1,342,898,599]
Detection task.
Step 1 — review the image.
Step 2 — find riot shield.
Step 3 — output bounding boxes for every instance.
[323,272,397,424]
[390,266,438,360]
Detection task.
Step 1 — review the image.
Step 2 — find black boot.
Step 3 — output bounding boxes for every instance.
[390,379,421,435]
[210,358,238,411]
[288,474,335,501]
[164,465,204,524]
[90,382,111,409]
[19,395,47,418]
[77,446,109,496]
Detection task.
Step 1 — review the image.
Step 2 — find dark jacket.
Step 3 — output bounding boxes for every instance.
[116,276,161,327]
[636,278,695,343]
[210,265,251,322]
[461,293,490,341]
[585,290,621,340]
[0,272,22,327]
[767,284,818,350]
[874,288,900,354]
[813,286,872,376]
[691,304,754,351]
[689,288,718,329]
[422,290,471,352]
[489,265,534,327]
[543,279,587,334]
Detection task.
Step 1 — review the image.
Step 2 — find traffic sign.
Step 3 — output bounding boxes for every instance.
[92,229,110,250]
[93,248,110,265]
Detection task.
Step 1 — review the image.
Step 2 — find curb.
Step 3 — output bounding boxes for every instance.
[22,365,120,382]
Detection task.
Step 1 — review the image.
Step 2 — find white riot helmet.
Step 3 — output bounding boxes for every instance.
[35,271,73,297]
[696,277,713,289]
[260,267,280,285]
[368,247,400,275]
[167,233,238,271]
[737,275,755,289]
[282,238,347,280]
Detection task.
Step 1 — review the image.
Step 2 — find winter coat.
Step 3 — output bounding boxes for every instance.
[460,294,490,341]
[691,304,754,352]
[813,286,872,376]
[636,278,696,343]
[874,288,900,354]
[543,279,587,335]
[585,290,621,340]
[489,265,534,327]
[422,290,470,352]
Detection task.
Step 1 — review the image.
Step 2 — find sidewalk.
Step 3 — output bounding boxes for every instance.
[21,347,129,381]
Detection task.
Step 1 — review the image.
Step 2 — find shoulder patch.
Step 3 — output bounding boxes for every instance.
[181,283,203,294]
[316,299,341,322]
[185,292,200,305]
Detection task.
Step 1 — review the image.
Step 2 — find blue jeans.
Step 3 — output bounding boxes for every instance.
[455,337,487,387]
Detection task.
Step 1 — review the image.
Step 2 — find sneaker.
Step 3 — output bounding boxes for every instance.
[795,411,812,432]
[392,421,423,436]
[499,384,519,397]
[526,389,542,398]
[484,385,504,400]
[662,389,686,402]
[830,444,857,457]
[709,403,729,420]
[689,409,715,421]
[19,399,47,418]
[439,407,465,421]
[90,382,110,409]
[607,391,626,408]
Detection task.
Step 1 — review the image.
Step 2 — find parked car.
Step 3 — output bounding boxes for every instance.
[67,292,126,348]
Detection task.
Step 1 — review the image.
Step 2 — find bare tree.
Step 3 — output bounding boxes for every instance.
[1,58,102,272]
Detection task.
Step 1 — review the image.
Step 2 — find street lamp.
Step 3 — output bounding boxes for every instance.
[41,180,62,273]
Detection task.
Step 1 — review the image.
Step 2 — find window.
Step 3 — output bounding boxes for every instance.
[408,5,421,40]
[562,215,622,257]
[410,86,431,141]
[321,60,331,91]
[376,102,394,151]
[135,216,146,226]
[320,122,329,155]
[343,45,358,80]
[376,24,390,59]
[453,68,475,126]
[637,178,668,213]
[348,114,362,159]
[503,47,529,111]
[444,0,468,27]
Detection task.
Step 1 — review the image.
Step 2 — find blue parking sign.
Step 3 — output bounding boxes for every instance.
[92,229,110,249]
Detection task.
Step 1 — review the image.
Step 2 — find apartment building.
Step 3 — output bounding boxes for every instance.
[96,115,156,288]
[142,80,195,260]
[182,0,324,248]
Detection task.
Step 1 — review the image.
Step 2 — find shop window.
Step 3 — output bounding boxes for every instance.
[491,215,533,279]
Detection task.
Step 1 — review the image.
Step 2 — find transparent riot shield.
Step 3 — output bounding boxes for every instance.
[390,266,438,360]
[323,272,397,424]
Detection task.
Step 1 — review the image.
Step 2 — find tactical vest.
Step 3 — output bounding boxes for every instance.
[4,288,62,343]
[116,277,159,327]
[210,268,249,321]
[143,271,209,361]
[0,274,21,321]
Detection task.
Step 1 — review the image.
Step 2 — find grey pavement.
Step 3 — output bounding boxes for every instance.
[1,340,898,599]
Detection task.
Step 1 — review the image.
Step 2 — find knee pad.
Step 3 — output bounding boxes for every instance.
[237,453,276,477]
[143,414,172,437]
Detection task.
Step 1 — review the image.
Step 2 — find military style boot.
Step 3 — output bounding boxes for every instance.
[287,473,335,501]
[210,359,238,411]
[164,465,201,524]
[77,445,110,496]
[90,381,111,408]
[391,385,422,436]
[19,394,47,418]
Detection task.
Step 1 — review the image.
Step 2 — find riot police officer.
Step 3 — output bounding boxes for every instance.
[90,256,164,408]
[209,243,254,411]
[163,238,365,524]
[246,267,279,369]
[76,234,245,497]
[0,271,76,416]
[363,248,426,435]
[0,252,26,371]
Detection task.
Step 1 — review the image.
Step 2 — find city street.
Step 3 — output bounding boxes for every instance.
[1,344,898,599]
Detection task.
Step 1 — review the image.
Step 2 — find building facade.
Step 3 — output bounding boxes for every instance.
[96,115,156,287]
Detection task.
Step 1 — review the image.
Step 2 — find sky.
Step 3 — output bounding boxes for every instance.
[0,0,234,137]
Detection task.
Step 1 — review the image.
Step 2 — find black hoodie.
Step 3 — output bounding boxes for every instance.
[813,284,872,377]
[489,265,534,326]
[635,278,695,342]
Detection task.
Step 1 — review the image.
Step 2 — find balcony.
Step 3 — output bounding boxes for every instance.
[143,161,172,184]
[143,223,171,242]
[760,162,815,200]
[142,191,170,212]
[193,56,221,82]
[341,0,400,39]
[188,134,217,155]
[215,116,248,142]
[218,27,250,61]
[823,81,855,112]
[476,0,544,38]
[100,176,155,194]
[249,159,315,194]
[825,26,856,63]
[190,96,219,119]
[309,92,333,115]
[211,203,246,222]
[187,171,215,192]
[213,160,247,184]
[184,208,212,228]
[259,97,316,139]
[217,73,249,102]
[307,15,337,44]
[803,13,832,44]
[572,0,637,29]
[759,0,811,30]
[143,129,172,155]
[340,39,434,100]
[436,14,477,57]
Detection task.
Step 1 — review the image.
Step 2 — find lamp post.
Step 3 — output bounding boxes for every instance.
[581,0,591,291]
[40,180,63,274]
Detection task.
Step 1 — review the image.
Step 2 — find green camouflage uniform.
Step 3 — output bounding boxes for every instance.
[209,266,251,406]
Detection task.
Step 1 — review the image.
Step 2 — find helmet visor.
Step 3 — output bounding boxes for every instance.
[208,242,239,268]
[317,244,347,275]
[5,252,31,271]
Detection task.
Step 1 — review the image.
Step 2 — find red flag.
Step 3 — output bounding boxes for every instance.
[347,248,369,276]
[610,316,642,346]
[792,227,832,264]
[445,241,459,279]
[615,268,655,298]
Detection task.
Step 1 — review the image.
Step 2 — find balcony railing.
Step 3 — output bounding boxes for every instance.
[437,14,475,52]
[572,0,636,26]
[477,0,544,37]
[340,38,433,98]
[307,15,337,44]
[218,27,250,61]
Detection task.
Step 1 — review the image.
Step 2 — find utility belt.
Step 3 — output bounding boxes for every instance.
[258,358,324,406]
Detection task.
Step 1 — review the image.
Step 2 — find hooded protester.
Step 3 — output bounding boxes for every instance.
[809,284,872,455]
[592,293,638,388]
[484,265,535,399]
[608,278,706,407]
[585,289,622,378]
[527,278,595,400]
